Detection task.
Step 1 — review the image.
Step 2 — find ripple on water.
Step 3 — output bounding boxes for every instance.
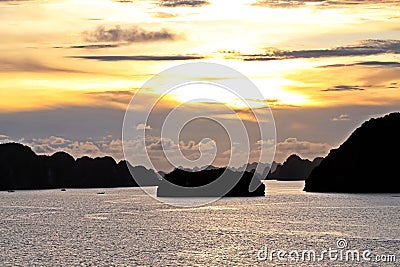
[0,182,398,266]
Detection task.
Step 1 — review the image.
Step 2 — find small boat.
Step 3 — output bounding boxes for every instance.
[97,192,105,195]
[8,190,15,193]
[61,188,66,192]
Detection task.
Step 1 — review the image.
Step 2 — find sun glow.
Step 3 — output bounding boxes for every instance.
[169,83,252,109]
[1,0,399,113]
[252,77,310,107]
[167,79,309,110]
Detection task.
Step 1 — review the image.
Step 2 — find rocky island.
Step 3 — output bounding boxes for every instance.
[304,112,400,193]
[157,168,265,197]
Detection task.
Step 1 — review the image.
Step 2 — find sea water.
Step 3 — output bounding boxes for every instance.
[0,181,398,266]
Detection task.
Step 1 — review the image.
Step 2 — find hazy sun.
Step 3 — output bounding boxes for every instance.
[167,80,308,109]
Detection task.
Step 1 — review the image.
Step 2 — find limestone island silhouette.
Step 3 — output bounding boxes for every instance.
[157,168,265,197]
[304,112,400,193]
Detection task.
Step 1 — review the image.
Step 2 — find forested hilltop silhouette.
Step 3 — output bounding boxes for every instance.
[266,154,323,181]
[0,143,160,190]
[305,112,400,193]
[0,143,266,195]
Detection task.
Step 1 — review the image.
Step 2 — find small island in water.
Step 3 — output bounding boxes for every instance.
[304,112,400,193]
[157,168,265,197]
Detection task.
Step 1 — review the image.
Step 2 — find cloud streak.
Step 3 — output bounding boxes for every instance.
[159,0,209,7]
[68,44,120,49]
[0,58,89,74]
[69,55,205,61]
[240,39,400,61]
[319,61,400,68]
[84,25,178,43]
[253,0,323,8]
[111,0,209,7]
[321,85,366,92]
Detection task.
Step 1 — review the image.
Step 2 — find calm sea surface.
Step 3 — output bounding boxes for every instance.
[0,181,399,266]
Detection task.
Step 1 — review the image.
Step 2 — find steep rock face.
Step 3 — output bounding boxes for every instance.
[267,154,323,181]
[157,168,265,197]
[304,113,400,193]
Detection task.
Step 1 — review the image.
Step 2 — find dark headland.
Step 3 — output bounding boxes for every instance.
[304,112,400,193]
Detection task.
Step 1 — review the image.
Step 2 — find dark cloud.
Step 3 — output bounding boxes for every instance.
[321,85,366,92]
[69,44,120,49]
[240,39,400,61]
[319,61,400,68]
[387,81,399,89]
[53,44,120,49]
[388,82,398,89]
[69,55,205,61]
[83,25,177,43]
[159,0,209,7]
[242,56,282,61]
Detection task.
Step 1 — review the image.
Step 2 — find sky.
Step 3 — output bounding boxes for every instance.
[0,0,399,171]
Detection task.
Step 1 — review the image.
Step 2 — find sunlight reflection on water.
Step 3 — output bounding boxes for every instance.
[0,182,399,266]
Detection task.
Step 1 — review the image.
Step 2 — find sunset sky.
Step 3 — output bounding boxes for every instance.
[1,0,399,170]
